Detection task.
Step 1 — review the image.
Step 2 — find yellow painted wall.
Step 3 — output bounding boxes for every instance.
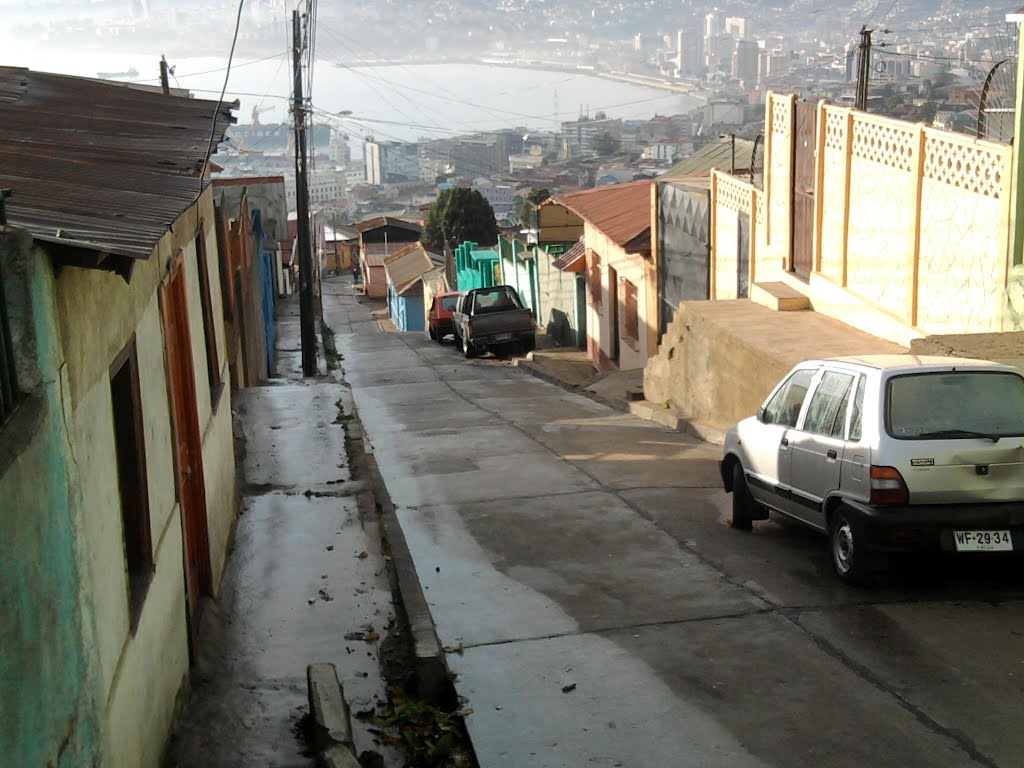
[55,188,236,767]
[742,92,1013,345]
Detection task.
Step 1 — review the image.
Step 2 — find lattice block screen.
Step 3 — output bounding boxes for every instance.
[923,135,1006,199]
[770,94,792,136]
[714,172,753,214]
[823,108,847,151]
[850,117,916,172]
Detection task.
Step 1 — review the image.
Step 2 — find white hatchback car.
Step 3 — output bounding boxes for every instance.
[721,355,1024,583]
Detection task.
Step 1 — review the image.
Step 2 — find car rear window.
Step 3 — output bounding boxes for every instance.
[887,371,1024,439]
[441,297,459,311]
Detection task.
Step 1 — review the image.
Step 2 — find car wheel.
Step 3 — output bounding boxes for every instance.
[730,462,755,531]
[830,506,869,584]
[429,326,437,341]
[462,333,476,359]
[522,335,536,354]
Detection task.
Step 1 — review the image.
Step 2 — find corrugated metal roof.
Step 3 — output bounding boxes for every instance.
[552,237,586,272]
[662,137,759,179]
[0,67,237,260]
[555,180,652,252]
[383,242,442,295]
[363,242,401,267]
[355,215,423,234]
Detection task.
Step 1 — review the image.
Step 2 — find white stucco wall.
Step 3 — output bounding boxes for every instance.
[584,224,654,372]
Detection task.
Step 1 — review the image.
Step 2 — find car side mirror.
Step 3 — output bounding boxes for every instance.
[757,406,767,423]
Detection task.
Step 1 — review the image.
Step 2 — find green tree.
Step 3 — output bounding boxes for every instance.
[421,187,498,253]
[514,187,551,228]
[591,130,621,157]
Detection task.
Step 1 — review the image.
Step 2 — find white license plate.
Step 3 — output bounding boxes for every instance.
[493,333,512,341]
[953,530,1013,552]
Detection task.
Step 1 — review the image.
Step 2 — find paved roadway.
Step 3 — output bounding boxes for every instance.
[324,279,1024,768]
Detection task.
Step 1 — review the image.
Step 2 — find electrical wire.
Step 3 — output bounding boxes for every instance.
[200,0,246,196]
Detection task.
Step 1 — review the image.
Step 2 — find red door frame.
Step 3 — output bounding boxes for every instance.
[160,253,213,650]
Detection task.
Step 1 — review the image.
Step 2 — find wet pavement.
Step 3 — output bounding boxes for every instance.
[166,293,399,767]
[323,276,1024,768]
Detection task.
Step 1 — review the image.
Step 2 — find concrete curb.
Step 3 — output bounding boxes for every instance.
[514,359,629,414]
[363,452,450,705]
[628,400,728,446]
[307,663,357,766]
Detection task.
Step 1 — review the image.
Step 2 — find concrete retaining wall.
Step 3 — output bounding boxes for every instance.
[643,300,905,428]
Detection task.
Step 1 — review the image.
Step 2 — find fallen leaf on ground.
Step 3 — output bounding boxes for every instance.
[357,551,369,559]
[562,683,576,693]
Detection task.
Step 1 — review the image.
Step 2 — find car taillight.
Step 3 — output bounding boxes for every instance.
[870,465,909,505]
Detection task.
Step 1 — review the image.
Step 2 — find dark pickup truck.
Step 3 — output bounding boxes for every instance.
[452,285,535,358]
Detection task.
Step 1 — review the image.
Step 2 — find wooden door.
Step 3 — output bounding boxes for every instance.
[791,101,817,280]
[160,256,212,647]
[607,266,620,364]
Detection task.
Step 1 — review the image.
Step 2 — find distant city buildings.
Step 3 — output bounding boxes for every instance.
[364,139,420,185]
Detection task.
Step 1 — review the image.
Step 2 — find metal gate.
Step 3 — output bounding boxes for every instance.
[791,101,816,279]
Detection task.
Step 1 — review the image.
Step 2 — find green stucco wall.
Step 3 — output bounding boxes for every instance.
[0,232,102,766]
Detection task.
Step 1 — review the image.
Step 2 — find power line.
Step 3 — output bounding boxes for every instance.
[200,0,246,195]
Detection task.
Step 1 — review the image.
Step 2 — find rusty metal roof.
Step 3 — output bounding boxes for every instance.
[0,66,237,260]
[555,180,652,253]
[384,242,442,295]
[355,215,423,234]
[552,237,586,272]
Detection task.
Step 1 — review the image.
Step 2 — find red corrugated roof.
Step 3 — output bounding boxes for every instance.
[552,238,586,272]
[554,180,651,252]
[0,66,237,260]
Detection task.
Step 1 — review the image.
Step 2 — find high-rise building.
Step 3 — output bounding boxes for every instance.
[733,40,760,84]
[703,9,721,68]
[364,139,419,185]
[724,17,748,40]
[676,27,702,76]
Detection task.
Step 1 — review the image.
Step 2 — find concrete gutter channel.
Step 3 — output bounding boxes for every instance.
[310,302,462,768]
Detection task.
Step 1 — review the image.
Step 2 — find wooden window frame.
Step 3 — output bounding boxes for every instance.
[110,338,153,633]
[194,224,223,406]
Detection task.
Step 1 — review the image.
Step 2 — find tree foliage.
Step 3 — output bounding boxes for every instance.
[514,187,551,228]
[591,130,621,157]
[421,187,498,252]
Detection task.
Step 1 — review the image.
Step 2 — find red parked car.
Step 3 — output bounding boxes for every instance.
[428,291,463,341]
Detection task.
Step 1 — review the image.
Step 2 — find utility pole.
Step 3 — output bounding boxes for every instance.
[855,26,873,112]
[292,9,317,376]
[159,55,170,95]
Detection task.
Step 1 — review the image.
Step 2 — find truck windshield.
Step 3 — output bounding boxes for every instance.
[474,288,520,313]
[887,371,1024,439]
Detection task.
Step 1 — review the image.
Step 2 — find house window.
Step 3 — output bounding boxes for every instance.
[194,228,222,401]
[110,339,153,631]
[621,278,639,348]
[0,264,20,427]
[588,249,602,308]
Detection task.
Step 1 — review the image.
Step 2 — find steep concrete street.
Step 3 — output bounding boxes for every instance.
[324,276,1024,768]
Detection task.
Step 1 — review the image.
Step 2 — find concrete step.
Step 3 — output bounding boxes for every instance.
[628,399,729,445]
[750,281,811,311]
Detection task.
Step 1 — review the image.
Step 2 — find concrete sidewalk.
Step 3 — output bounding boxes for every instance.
[166,290,400,767]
